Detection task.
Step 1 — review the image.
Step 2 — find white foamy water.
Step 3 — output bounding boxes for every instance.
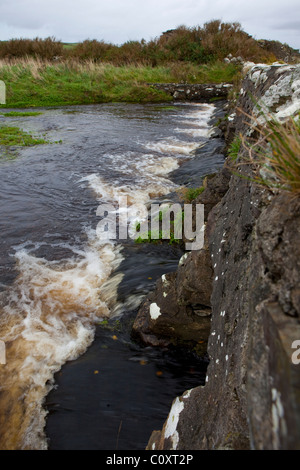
[80,151,180,233]
[174,127,213,138]
[0,230,123,449]
[144,137,200,156]
[176,103,215,138]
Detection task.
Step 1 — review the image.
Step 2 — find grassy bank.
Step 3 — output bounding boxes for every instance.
[0,58,240,108]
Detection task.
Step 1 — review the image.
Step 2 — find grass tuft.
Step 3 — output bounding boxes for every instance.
[230,112,300,196]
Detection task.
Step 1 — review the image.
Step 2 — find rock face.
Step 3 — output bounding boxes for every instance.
[134,63,300,450]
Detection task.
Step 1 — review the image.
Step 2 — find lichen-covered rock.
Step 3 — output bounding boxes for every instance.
[226,63,300,143]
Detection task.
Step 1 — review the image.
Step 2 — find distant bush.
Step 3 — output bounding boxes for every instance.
[67,39,115,62]
[0,37,63,60]
[198,20,273,62]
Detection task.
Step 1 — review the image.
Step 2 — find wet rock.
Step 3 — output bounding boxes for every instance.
[132,260,212,352]
[195,166,231,220]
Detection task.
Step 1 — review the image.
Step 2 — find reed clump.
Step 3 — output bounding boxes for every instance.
[231,112,300,196]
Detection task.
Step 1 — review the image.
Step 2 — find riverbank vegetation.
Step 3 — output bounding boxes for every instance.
[0,58,240,107]
[1,20,295,108]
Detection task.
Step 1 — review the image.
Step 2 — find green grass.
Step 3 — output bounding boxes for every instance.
[177,185,205,202]
[228,135,242,162]
[62,43,78,50]
[135,228,181,245]
[0,125,48,146]
[0,58,240,108]
[1,111,43,117]
[134,208,183,245]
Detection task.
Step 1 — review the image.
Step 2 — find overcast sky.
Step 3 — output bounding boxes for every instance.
[0,0,299,50]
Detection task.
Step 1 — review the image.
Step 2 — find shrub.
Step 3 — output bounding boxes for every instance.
[198,20,273,62]
[0,37,63,60]
[67,39,115,62]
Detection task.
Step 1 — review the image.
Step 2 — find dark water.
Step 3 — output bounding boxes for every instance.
[0,101,225,450]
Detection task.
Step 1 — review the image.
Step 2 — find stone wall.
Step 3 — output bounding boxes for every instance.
[133,63,300,450]
[150,83,232,101]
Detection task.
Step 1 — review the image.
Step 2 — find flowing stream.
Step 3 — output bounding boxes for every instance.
[0,101,225,450]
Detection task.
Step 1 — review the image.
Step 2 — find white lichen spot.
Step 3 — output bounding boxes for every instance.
[211,331,216,336]
[150,302,161,320]
[164,397,184,450]
[152,442,156,450]
[215,276,218,281]
[206,375,209,383]
[216,359,219,364]
[225,355,229,361]
[163,292,168,298]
